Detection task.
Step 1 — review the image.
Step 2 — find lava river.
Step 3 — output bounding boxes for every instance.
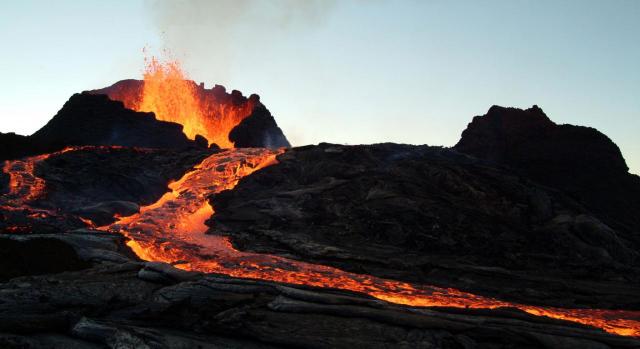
[3,147,640,337]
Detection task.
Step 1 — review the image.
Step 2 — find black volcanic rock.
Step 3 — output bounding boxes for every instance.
[208,143,640,309]
[0,147,212,231]
[87,79,143,107]
[0,237,89,281]
[31,93,197,150]
[0,93,203,162]
[229,101,291,148]
[454,105,628,179]
[454,105,640,239]
[34,147,211,211]
[0,132,31,160]
[0,231,637,349]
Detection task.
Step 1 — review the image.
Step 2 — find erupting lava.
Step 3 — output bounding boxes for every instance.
[139,57,254,148]
[99,57,256,148]
[3,147,640,338]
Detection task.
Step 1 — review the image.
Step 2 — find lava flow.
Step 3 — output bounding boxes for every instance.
[0,146,128,232]
[1,146,119,209]
[96,148,640,338]
[2,147,640,337]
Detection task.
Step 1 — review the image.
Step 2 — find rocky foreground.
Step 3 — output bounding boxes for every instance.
[210,143,640,311]
[2,231,639,349]
[1,95,639,348]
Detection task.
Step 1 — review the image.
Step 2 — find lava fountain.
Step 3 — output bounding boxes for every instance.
[92,57,257,148]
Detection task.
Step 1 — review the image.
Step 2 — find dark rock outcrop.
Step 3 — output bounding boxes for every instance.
[0,132,31,161]
[0,237,89,281]
[71,201,140,227]
[209,143,640,310]
[35,147,211,211]
[229,101,291,148]
[31,93,197,150]
[0,93,204,161]
[87,79,143,108]
[454,105,640,241]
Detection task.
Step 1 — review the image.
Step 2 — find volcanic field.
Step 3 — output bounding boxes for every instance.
[1,60,639,349]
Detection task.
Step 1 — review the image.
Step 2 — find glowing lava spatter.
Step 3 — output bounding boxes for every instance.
[108,56,255,148]
[3,147,640,337]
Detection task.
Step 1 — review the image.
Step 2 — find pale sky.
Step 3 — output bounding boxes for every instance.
[1,0,638,173]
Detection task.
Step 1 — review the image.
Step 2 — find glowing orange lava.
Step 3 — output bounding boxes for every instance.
[3,147,640,337]
[108,57,255,148]
[2,153,49,206]
[1,146,115,208]
[100,148,640,338]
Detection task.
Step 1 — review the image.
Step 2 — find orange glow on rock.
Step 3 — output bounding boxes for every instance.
[99,148,640,338]
[2,146,640,338]
[1,146,115,208]
[107,56,255,148]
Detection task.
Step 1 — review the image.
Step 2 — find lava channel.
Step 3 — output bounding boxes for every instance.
[2,147,640,337]
[101,148,640,338]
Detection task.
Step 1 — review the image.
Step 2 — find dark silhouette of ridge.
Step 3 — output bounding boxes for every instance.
[455,105,640,240]
[0,93,203,161]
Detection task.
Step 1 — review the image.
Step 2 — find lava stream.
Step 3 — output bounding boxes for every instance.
[2,147,639,337]
[101,148,640,338]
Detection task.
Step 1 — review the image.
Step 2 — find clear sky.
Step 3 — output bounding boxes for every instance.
[1,0,639,173]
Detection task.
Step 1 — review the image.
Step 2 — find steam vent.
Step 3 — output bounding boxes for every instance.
[1,78,640,347]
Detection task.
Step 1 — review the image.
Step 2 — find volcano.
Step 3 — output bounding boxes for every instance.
[1,64,640,348]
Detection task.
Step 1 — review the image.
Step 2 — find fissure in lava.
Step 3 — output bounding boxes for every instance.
[2,146,639,338]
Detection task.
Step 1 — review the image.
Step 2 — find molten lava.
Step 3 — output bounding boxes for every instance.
[2,153,49,206]
[1,146,116,208]
[140,58,210,143]
[0,146,128,231]
[3,147,640,338]
[102,57,255,148]
[100,148,640,338]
